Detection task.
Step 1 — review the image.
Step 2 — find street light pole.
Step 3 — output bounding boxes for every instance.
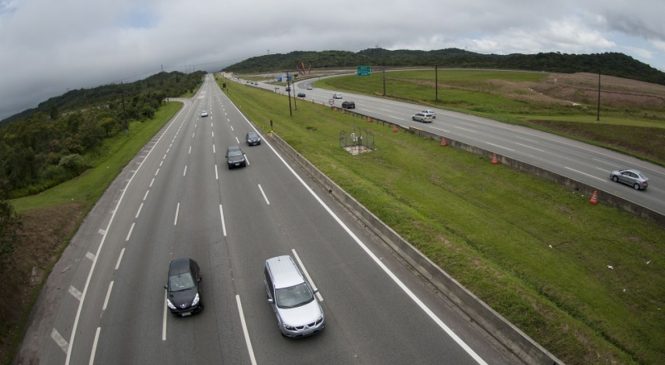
[286,71,293,117]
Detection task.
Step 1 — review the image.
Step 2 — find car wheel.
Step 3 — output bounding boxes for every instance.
[611,176,619,182]
[633,183,641,190]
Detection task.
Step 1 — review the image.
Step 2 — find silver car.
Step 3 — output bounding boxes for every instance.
[610,169,648,190]
[264,255,325,337]
[412,112,433,123]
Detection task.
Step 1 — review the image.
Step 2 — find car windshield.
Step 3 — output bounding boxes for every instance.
[275,282,314,308]
[228,150,243,157]
[169,272,195,291]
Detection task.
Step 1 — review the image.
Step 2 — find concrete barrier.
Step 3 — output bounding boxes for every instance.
[267,132,564,365]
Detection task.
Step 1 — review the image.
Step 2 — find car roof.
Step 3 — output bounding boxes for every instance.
[266,255,305,289]
[227,145,241,151]
[169,258,193,275]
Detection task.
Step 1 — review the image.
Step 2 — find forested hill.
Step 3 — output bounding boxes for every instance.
[0,71,204,197]
[224,48,665,86]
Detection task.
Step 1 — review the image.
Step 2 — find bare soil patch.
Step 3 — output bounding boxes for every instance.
[0,204,84,365]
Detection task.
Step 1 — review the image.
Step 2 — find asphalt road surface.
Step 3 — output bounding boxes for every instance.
[28,75,524,364]
[245,75,665,217]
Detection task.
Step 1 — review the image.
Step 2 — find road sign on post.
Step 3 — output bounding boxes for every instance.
[357,66,372,76]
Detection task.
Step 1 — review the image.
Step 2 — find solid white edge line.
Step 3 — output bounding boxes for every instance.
[102,281,113,311]
[135,203,143,219]
[174,202,180,226]
[88,327,101,365]
[257,184,270,205]
[215,164,219,180]
[114,248,125,271]
[564,166,607,182]
[125,222,135,242]
[236,295,257,365]
[229,99,488,365]
[486,141,515,152]
[64,98,187,365]
[162,290,168,341]
[291,249,322,302]
[219,204,227,237]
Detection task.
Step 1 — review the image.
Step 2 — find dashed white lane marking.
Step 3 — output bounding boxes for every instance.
[564,166,607,182]
[143,190,150,201]
[192,132,195,138]
[102,281,113,311]
[486,142,515,152]
[51,328,69,354]
[125,222,135,242]
[115,248,125,270]
[514,142,545,153]
[88,327,100,365]
[236,295,257,365]
[174,202,180,226]
[149,178,155,188]
[154,168,160,177]
[162,290,168,341]
[230,125,234,132]
[219,204,227,237]
[85,252,95,261]
[69,286,82,301]
[291,249,323,302]
[211,122,213,128]
[135,203,144,219]
[245,155,250,166]
[451,125,478,133]
[188,145,192,154]
[213,144,216,154]
[257,184,270,205]
[212,131,215,138]
[183,165,188,177]
[159,160,164,167]
[235,136,240,144]
[162,154,167,160]
[215,164,219,180]
[97,229,106,235]
[430,126,450,133]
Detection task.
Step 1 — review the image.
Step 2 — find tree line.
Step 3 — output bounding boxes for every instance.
[224,48,665,86]
[0,71,204,260]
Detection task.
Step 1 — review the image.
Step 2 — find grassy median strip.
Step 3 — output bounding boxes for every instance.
[221,78,665,364]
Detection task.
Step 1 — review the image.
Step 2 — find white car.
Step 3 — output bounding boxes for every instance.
[421,109,436,119]
[332,93,343,99]
[200,111,209,117]
[412,112,433,123]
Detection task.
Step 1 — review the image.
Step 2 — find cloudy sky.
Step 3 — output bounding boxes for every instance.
[1,0,664,120]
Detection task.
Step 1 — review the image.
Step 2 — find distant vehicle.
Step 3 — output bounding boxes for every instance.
[306,86,313,90]
[610,169,648,190]
[200,111,209,117]
[285,87,291,92]
[412,112,433,123]
[421,109,436,119]
[226,146,247,169]
[297,92,306,98]
[246,131,261,146]
[165,258,203,317]
[264,255,325,337]
[332,93,343,99]
[341,101,355,109]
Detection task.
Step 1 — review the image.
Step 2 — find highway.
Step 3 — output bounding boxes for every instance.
[29,75,523,364]
[247,75,665,217]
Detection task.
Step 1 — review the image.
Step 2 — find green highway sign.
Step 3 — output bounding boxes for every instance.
[357,65,372,76]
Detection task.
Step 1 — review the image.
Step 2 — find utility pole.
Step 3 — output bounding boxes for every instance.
[435,65,439,102]
[596,71,601,122]
[286,71,293,117]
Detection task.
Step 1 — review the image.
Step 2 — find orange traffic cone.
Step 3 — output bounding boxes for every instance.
[589,190,599,205]
[491,153,499,165]
[440,137,448,146]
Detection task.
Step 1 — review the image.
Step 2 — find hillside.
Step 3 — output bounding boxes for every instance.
[223,48,665,86]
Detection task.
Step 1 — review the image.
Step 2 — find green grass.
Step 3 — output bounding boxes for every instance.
[220,76,665,364]
[316,69,665,165]
[11,102,182,213]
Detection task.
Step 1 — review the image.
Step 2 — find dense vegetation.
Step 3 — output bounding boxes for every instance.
[0,71,204,199]
[224,48,665,86]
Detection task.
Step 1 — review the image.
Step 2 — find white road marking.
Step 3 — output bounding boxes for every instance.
[219,204,227,237]
[159,160,164,167]
[102,281,113,311]
[149,177,155,188]
[215,164,219,180]
[188,145,192,154]
[88,327,100,365]
[114,248,125,270]
[236,295,257,365]
[162,154,167,160]
[258,184,270,205]
[166,148,170,154]
[51,328,68,354]
[230,125,234,131]
[486,142,515,152]
[135,203,143,219]
[564,166,607,182]
[245,155,250,166]
[430,126,450,133]
[292,249,323,302]
[97,229,106,235]
[452,125,478,133]
[232,103,488,365]
[594,166,609,173]
[154,168,160,176]
[227,118,230,122]
[192,132,195,138]
[69,286,82,301]
[514,142,545,153]
[174,202,180,226]
[162,290,168,341]
[144,189,150,200]
[235,136,240,144]
[125,222,135,242]
[212,131,215,138]
[213,144,216,154]
[65,99,190,365]
[211,122,213,128]
[85,252,95,261]
[183,165,188,177]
